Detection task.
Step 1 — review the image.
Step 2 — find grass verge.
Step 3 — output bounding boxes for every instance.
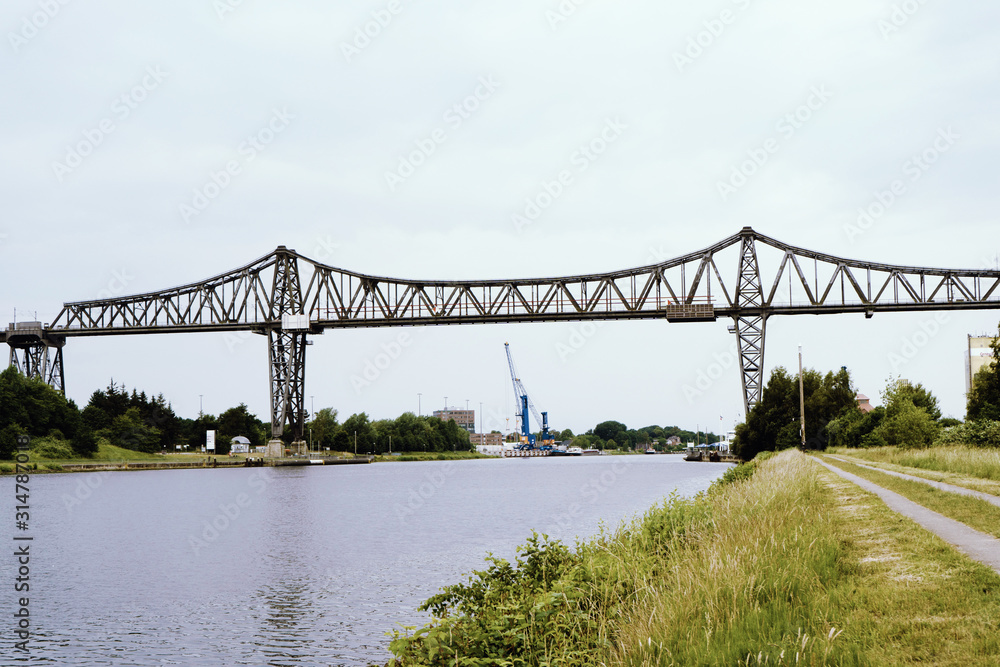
[384,451,1000,665]
[819,454,1000,540]
[829,445,1000,485]
[376,451,488,462]
[827,450,1000,497]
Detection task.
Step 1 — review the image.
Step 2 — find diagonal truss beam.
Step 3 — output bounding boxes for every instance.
[7,227,1000,422]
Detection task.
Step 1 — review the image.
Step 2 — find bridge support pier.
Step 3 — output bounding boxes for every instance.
[266,329,307,456]
[735,229,767,415]
[5,326,65,393]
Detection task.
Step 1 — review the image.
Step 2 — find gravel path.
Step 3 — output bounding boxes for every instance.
[815,458,1000,576]
[827,456,1000,509]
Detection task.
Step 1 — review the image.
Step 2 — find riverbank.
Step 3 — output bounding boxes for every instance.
[385,449,1000,665]
[1,445,665,473]
[0,442,382,474]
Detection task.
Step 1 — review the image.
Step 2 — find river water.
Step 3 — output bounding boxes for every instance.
[6,455,730,666]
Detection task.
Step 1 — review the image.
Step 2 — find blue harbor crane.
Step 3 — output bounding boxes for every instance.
[504,342,555,450]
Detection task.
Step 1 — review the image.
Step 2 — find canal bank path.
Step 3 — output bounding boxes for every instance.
[827,455,1000,510]
[814,457,1000,576]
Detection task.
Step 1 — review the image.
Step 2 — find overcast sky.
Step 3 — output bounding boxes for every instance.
[2,1,998,436]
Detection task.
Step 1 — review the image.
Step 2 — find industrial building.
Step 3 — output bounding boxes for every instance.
[470,432,504,447]
[967,334,997,395]
[432,408,476,433]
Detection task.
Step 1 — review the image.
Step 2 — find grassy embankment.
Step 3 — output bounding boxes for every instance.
[375,451,488,462]
[827,445,1000,496]
[0,440,489,473]
[385,449,1000,666]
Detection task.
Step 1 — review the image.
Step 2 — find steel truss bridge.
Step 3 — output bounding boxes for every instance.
[5,227,999,443]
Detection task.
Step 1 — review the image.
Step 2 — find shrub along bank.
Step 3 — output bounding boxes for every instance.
[383,449,1000,665]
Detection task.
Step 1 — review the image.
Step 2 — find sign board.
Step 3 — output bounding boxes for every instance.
[206,430,216,451]
[16,435,30,451]
[281,313,311,331]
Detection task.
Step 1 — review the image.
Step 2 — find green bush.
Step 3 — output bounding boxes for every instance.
[860,432,889,449]
[875,401,939,448]
[935,420,1000,448]
[30,437,76,459]
[710,462,757,492]
[387,495,711,664]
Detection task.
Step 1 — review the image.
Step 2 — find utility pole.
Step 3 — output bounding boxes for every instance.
[199,395,203,418]
[799,344,806,449]
[417,393,422,416]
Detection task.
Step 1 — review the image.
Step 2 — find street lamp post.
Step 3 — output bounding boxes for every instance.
[799,345,806,449]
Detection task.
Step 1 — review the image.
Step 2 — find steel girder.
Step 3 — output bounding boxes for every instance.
[734,230,766,413]
[268,330,306,441]
[44,230,1000,336]
[267,248,307,441]
[9,340,65,393]
[5,227,997,419]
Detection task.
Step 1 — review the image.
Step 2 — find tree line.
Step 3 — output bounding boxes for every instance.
[1,367,723,459]
[733,322,1000,460]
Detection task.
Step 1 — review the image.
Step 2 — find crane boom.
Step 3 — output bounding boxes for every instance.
[504,342,551,448]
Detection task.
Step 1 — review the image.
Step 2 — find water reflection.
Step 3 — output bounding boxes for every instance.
[20,456,729,665]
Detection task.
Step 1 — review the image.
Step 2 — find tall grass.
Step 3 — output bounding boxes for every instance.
[385,450,1000,665]
[614,450,859,666]
[387,453,862,665]
[830,445,1000,481]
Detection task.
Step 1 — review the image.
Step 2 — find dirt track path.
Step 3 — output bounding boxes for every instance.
[827,455,1000,509]
[815,458,1000,576]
